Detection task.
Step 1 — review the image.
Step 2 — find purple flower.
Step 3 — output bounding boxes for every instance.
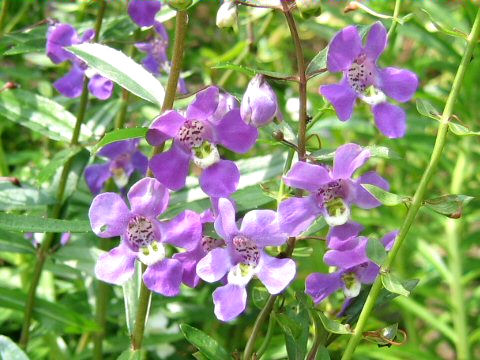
[305,222,398,303]
[46,23,113,99]
[278,143,388,235]
[135,22,188,94]
[320,22,418,138]
[85,139,148,195]
[147,86,258,197]
[241,74,281,127]
[89,177,202,296]
[196,198,296,321]
[26,232,71,247]
[128,0,162,27]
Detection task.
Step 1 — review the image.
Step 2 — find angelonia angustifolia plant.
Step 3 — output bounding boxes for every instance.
[3,0,480,359]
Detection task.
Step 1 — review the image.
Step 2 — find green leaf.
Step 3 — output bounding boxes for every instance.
[306,47,328,76]
[212,62,293,80]
[361,184,410,206]
[0,88,91,142]
[381,272,412,297]
[366,238,387,265]
[117,349,144,360]
[122,262,142,335]
[0,229,35,254]
[448,122,480,136]
[68,43,165,107]
[424,194,474,218]
[317,312,352,334]
[421,9,468,39]
[3,38,45,56]
[416,99,441,120]
[37,147,81,184]
[0,287,99,334]
[292,246,313,258]
[252,286,269,309]
[90,127,148,154]
[0,183,55,211]
[311,145,400,161]
[274,313,303,338]
[0,214,91,233]
[280,299,310,360]
[179,324,230,360]
[0,335,29,360]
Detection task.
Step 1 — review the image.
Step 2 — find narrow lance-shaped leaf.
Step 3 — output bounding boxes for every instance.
[0,183,55,211]
[180,324,230,360]
[361,184,410,206]
[424,194,474,218]
[90,127,148,154]
[0,214,91,233]
[68,43,165,107]
[37,147,82,184]
[0,335,29,360]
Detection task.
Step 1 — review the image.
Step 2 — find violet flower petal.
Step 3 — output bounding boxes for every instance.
[381,230,398,251]
[88,74,113,100]
[257,254,296,294]
[173,247,203,288]
[372,102,406,138]
[332,143,370,180]
[356,262,380,284]
[131,150,148,175]
[324,237,369,269]
[327,25,362,72]
[149,142,191,190]
[128,0,162,27]
[84,163,111,195]
[127,177,169,218]
[98,139,139,159]
[283,161,332,192]
[327,221,364,250]
[196,247,232,282]
[213,284,247,321]
[305,272,342,304]
[199,160,239,198]
[46,23,78,64]
[320,80,358,121]
[214,198,238,242]
[53,64,85,98]
[143,258,183,296]
[95,243,136,285]
[240,210,286,247]
[278,196,321,237]
[160,210,202,251]
[186,86,219,121]
[216,108,259,153]
[89,193,131,237]
[364,22,387,62]
[146,110,186,146]
[379,67,418,103]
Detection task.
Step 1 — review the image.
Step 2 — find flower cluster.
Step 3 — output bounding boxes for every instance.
[85,7,418,324]
[46,23,113,99]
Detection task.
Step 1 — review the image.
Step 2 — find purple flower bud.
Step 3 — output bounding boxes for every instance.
[241,75,280,127]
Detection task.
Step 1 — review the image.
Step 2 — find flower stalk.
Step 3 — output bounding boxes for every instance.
[131,10,189,351]
[340,8,480,360]
[19,0,107,348]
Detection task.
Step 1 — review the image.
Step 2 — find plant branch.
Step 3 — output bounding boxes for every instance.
[340,8,480,360]
[131,10,189,351]
[19,1,107,348]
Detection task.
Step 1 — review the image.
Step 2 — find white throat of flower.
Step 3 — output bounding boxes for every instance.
[342,272,361,298]
[192,142,220,169]
[227,263,259,286]
[137,240,166,266]
[358,88,387,106]
[323,198,350,226]
[111,167,129,189]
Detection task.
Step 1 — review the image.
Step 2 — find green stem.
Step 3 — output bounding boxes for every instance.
[340,9,480,360]
[387,0,402,38]
[131,10,189,351]
[0,127,8,176]
[0,0,8,37]
[19,1,107,349]
[243,296,276,360]
[256,310,275,358]
[281,2,307,162]
[445,147,470,360]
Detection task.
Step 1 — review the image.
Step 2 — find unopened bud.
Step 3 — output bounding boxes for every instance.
[273,130,284,141]
[165,0,192,11]
[240,74,280,128]
[216,1,237,29]
[296,0,321,18]
[344,2,360,13]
